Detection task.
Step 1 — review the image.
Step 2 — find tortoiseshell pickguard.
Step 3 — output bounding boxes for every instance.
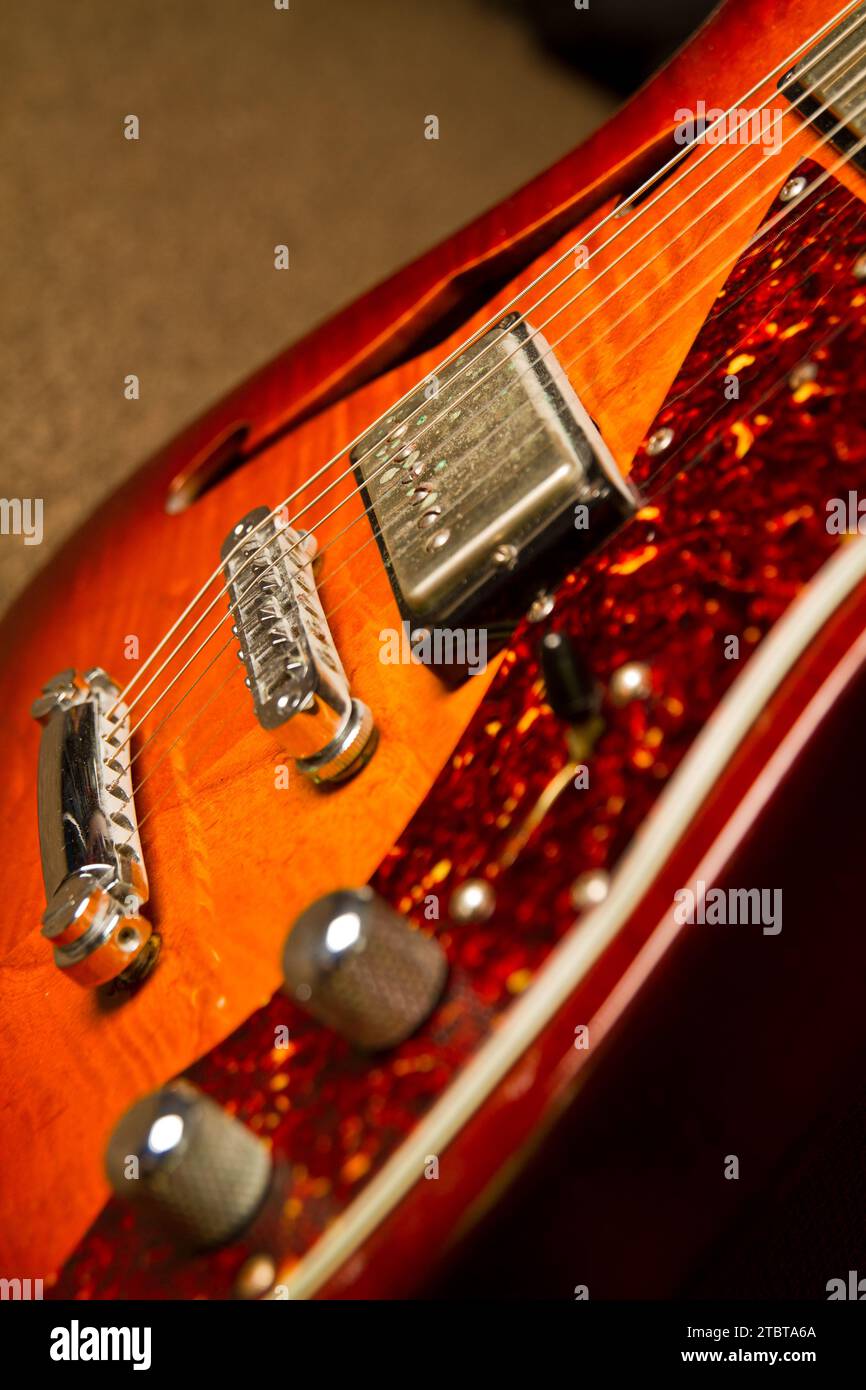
[52,162,866,1298]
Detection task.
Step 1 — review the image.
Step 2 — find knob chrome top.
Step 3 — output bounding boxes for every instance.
[283,887,448,1051]
[105,1080,271,1248]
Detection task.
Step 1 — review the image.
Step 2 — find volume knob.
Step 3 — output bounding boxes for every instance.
[105,1080,272,1248]
[282,887,448,1051]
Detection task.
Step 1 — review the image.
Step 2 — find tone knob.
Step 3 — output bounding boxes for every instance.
[282,887,448,1051]
[105,1080,271,1248]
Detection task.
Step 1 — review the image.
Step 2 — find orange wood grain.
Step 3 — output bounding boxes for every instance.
[0,0,859,1278]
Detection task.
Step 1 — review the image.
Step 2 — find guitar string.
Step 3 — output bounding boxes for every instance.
[127,195,862,840]
[286,67,866,616]
[100,3,864,733]
[118,87,866,796]
[364,77,866,566]
[103,28,866,766]
[642,321,855,513]
[106,14,866,741]
[310,168,863,637]
[107,56,866,774]
[313,184,864,635]
[120,126,866,817]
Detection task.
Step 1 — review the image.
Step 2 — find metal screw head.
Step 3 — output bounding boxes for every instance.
[609,661,652,706]
[41,873,104,939]
[106,932,161,993]
[853,252,866,281]
[780,175,807,203]
[527,591,555,623]
[570,869,611,911]
[116,924,142,954]
[449,879,496,924]
[788,360,818,390]
[84,667,119,695]
[235,1253,277,1300]
[427,528,451,552]
[646,427,674,457]
[42,668,78,694]
[32,669,81,721]
[31,692,62,722]
[492,543,518,570]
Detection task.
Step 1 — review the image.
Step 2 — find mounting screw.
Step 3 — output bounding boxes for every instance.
[449,879,496,924]
[788,360,818,390]
[527,591,555,623]
[571,869,611,911]
[427,528,451,552]
[780,175,807,203]
[234,1253,277,1300]
[31,669,80,722]
[646,427,674,457]
[491,543,518,570]
[609,661,652,706]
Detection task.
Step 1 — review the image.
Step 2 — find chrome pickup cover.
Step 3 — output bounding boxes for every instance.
[351,311,639,627]
[31,668,155,988]
[222,508,376,783]
[781,2,866,175]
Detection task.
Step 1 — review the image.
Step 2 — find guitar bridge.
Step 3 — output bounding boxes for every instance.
[31,668,157,989]
[222,507,376,784]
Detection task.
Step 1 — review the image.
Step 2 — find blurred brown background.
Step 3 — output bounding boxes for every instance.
[0,0,619,616]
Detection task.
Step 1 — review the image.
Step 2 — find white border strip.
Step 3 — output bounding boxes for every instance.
[279,536,866,1299]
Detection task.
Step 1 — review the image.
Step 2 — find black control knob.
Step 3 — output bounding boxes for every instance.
[540,630,600,723]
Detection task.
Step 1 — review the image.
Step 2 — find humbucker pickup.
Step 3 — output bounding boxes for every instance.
[780,3,866,174]
[221,507,376,784]
[351,311,639,631]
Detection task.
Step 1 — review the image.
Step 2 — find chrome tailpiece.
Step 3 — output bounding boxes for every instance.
[31,667,157,989]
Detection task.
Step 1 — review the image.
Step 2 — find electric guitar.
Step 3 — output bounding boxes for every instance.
[3,0,866,1300]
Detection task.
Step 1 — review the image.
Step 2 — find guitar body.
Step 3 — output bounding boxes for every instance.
[2,0,865,1298]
